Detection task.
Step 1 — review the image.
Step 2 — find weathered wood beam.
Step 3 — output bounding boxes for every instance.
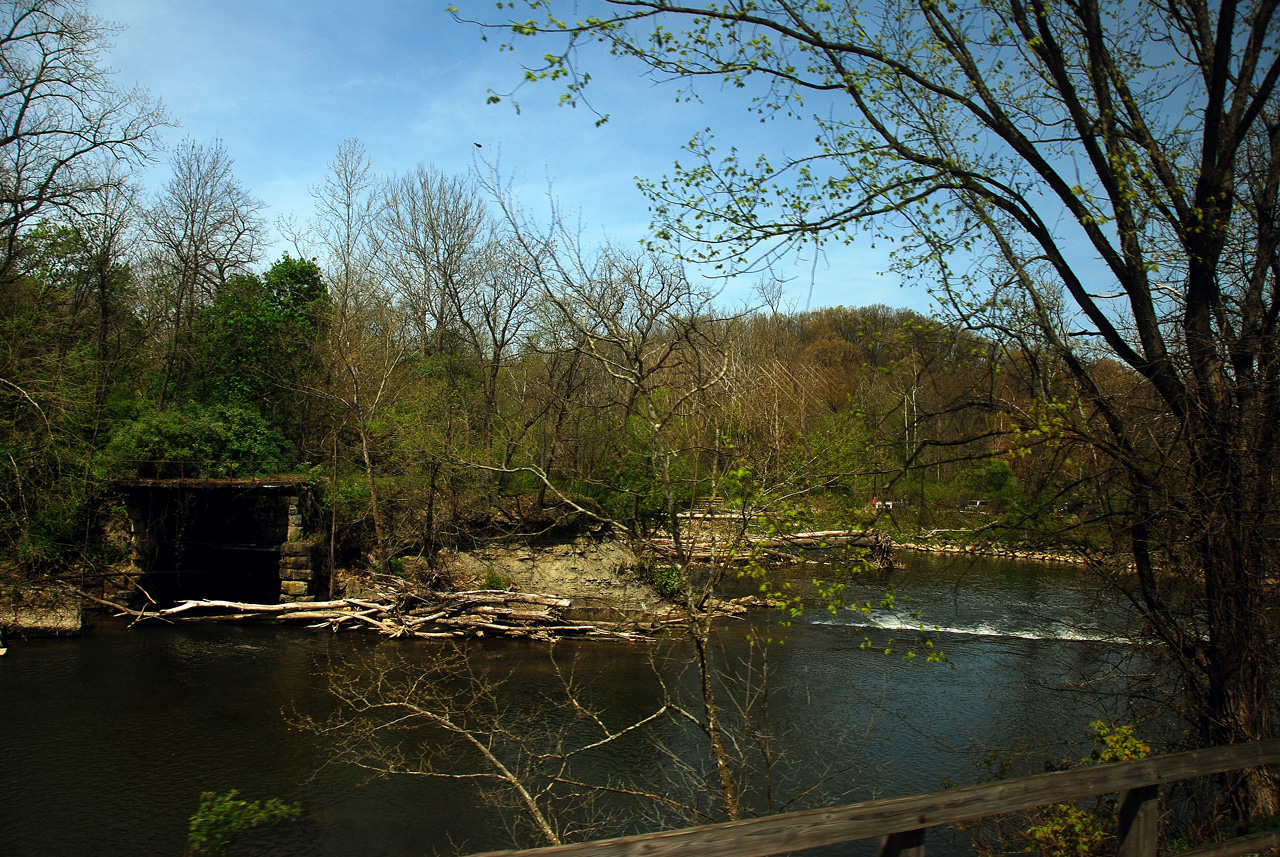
[1116,784,1159,857]
[1176,828,1280,857]
[465,741,1280,857]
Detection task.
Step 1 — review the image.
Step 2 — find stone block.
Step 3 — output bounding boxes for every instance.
[280,540,312,557]
[280,579,309,598]
[280,566,313,582]
[287,525,303,541]
[288,514,302,527]
[280,555,311,569]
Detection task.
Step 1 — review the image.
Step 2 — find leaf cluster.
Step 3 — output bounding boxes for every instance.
[185,789,301,856]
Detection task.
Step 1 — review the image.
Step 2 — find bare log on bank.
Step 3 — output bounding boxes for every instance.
[647,530,896,568]
[70,588,653,642]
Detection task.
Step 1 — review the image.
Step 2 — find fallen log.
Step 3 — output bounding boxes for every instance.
[75,588,651,643]
[159,598,359,617]
[449,591,572,608]
[647,529,895,569]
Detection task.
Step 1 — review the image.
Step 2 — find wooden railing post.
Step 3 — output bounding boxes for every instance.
[1116,784,1159,857]
[878,827,925,857]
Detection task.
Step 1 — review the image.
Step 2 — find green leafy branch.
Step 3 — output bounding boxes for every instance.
[185,790,302,856]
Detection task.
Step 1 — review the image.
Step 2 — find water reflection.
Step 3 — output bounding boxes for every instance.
[0,554,1148,856]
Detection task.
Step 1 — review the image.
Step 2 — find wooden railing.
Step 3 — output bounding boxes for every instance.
[468,740,1280,857]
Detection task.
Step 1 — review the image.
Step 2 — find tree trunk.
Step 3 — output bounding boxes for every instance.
[1161,378,1280,820]
[690,610,742,822]
[1195,459,1277,818]
[358,422,388,572]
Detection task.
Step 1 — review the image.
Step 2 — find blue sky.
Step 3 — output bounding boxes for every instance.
[90,0,933,313]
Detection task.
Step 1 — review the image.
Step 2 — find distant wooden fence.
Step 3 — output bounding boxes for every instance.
[468,739,1280,857]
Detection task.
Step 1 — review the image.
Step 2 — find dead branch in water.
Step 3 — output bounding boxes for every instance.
[67,588,654,642]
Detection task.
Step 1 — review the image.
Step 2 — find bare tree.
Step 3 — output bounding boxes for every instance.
[64,165,140,551]
[306,139,405,571]
[452,235,536,452]
[378,164,490,360]
[144,138,264,408]
[297,645,674,849]
[0,0,165,279]
[308,139,380,306]
[493,190,754,820]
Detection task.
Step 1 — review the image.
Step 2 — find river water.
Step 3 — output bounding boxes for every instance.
[0,552,1152,856]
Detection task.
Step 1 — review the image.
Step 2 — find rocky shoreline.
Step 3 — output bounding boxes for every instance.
[894,540,1090,564]
[1,592,83,640]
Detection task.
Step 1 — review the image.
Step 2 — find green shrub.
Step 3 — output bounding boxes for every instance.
[483,571,512,590]
[648,564,683,599]
[1025,802,1109,857]
[1025,723,1151,857]
[186,789,300,856]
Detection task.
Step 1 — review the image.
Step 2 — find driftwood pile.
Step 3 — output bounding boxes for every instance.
[79,588,653,642]
[648,530,896,569]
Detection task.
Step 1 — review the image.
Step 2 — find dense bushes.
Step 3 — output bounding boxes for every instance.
[102,403,295,477]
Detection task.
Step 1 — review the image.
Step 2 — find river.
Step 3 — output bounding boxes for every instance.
[0,552,1153,856]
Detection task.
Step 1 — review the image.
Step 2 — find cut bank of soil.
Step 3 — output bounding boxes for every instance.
[433,534,664,618]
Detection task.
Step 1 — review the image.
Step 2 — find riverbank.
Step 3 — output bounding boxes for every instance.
[67,533,756,642]
[332,533,756,636]
[0,589,83,639]
[426,532,662,616]
[2,526,1098,646]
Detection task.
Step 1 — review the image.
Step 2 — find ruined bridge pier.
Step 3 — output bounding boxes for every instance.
[112,475,322,604]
